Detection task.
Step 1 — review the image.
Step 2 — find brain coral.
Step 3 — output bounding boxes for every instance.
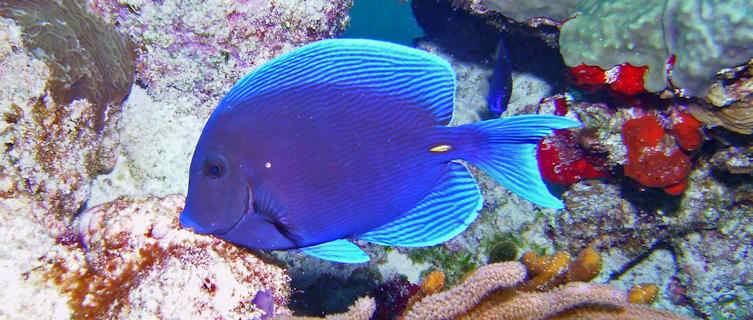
[560,0,753,96]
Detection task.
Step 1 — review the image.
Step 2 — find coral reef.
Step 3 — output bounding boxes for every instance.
[537,94,610,184]
[270,296,376,320]
[0,2,132,236]
[560,0,753,96]
[88,0,351,105]
[622,114,692,191]
[518,248,601,292]
[550,156,752,317]
[372,276,420,320]
[420,270,446,296]
[467,0,579,23]
[710,146,753,175]
[35,195,289,319]
[289,267,379,317]
[531,91,704,195]
[569,63,650,96]
[628,284,659,305]
[555,181,647,254]
[690,59,753,134]
[0,0,134,130]
[671,201,753,318]
[85,0,353,200]
[400,260,692,320]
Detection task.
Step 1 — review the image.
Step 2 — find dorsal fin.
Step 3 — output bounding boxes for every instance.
[219,39,455,125]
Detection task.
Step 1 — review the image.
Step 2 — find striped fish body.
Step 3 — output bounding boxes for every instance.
[180,39,579,263]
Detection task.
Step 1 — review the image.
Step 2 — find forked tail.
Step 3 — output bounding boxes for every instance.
[461,115,580,209]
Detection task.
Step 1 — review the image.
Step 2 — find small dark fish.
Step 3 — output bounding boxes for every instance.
[487,36,513,115]
[180,39,578,263]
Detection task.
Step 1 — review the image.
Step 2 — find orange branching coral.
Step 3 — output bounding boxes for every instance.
[406,269,446,312]
[401,257,696,320]
[402,261,527,320]
[628,284,659,305]
[520,251,571,291]
[519,248,602,291]
[270,296,375,320]
[421,270,446,295]
[564,247,602,283]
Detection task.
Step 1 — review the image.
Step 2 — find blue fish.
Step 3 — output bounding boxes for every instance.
[487,36,512,115]
[180,39,578,263]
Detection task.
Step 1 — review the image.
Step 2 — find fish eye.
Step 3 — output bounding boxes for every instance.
[203,157,227,179]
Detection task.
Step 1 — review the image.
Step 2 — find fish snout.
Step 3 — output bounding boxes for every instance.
[179,209,209,234]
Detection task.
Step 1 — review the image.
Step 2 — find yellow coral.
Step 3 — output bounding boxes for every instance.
[519,248,603,291]
[519,251,571,291]
[628,283,659,305]
[564,247,602,283]
[421,270,446,295]
[402,261,527,320]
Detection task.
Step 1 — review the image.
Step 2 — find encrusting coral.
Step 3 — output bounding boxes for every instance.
[690,59,753,135]
[399,249,695,320]
[28,195,291,319]
[628,284,659,305]
[518,247,603,291]
[0,0,133,236]
[270,296,376,320]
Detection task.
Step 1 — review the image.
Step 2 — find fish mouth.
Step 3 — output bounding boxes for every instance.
[212,182,252,236]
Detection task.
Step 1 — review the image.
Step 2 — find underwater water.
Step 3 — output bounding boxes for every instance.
[341,0,424,46]
[1,0,752,320]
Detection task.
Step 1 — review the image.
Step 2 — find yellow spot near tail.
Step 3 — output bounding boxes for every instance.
[430,144,452,153]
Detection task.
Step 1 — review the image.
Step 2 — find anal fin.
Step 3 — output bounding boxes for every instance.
[300,239,370,263]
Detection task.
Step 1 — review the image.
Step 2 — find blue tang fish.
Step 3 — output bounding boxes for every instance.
[180,39,578,263]
[488,36,512,115]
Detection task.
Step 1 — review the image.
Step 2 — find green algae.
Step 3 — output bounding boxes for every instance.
[407,246,477,285]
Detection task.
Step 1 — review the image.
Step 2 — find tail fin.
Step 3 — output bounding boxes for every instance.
[462,115,580,209]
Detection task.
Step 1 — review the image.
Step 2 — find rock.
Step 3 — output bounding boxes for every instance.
[673,203,753,318]
[6,195,290,319]
[85,0,353,199]
[0,1,133,235]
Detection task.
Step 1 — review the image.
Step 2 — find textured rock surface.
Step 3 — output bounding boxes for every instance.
[555,180,659,256]
[0,3,132,235]
[3,195,291,319]
[470,0,579,22]
[672,202,753,318]
[560,0,753,95]
[690,59,753,135]
[1,1,359,318]
[86,0,353,199]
